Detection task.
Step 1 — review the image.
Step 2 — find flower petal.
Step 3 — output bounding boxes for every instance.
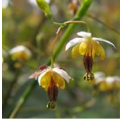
[79,41,87,55]
[71,44,80,58]
[52,68,73,83]
[29,65,50,79]
[99,45,105,60]
[52,72,65,89]
[92,40,105,60]
[77,31,91,38]
[65,38,84,51]
[38,69,51,90]
[92,37,116,49]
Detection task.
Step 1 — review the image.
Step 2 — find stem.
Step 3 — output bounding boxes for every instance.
[9,0,93,118]
[9,81,37,118]
[56,20,89,34]
[87,14,120,35]
[47,0,93,65]
[2,71,20,111]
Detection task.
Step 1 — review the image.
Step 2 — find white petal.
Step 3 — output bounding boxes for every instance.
[77,31,91,38]
[37,68,50,85]
[105,77,115,84]
[52,68,73,83]
[9,45,31,56]
[94,72,105,84]
[65,38,84,51]
[29,66,50,79]
[93,37,116,49]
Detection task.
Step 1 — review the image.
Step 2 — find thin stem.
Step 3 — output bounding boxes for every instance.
[87,14,120,35]
[50,30,61,66]
[9,0,93,118]
[47,0,93,65]
[56,20,90,35]
[9,81,37,118]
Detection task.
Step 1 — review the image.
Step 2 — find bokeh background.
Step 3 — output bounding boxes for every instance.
[2,0,120,118]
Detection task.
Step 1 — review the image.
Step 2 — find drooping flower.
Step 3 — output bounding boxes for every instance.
[9,45,31,68]
[65,31,116,81]
[94,72,120,92]
[10,45,31,61]
[29,65,73,109]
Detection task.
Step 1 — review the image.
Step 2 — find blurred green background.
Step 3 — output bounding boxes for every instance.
[2,0,120,118]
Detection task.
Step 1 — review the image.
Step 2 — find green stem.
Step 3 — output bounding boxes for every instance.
[9,0,93,118]
[9,81,37,118]
[47,0,93,64]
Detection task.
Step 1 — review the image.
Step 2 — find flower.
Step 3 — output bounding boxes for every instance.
[94,72,120,92]
[9,45,31,69]
[65,31,115,81]
[10,45,31,61]
[29,65,73,109]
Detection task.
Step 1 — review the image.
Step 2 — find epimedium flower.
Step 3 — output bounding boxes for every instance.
[10,45,31,61]
[94,72,120,92]
[9,45,31,68]
[29,65,73,109]
[65,31,116,81]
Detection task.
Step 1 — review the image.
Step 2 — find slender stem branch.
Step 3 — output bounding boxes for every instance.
[87,14,120,35]
[9,0,93,118]
[47,0,93,65]
[9,81,37,118]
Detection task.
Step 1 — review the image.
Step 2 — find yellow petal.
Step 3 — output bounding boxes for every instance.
[92,41,100,56]
[79,41,87,55]
[52,72,65,89]
[99,45,105,60]
[93,41,105,59]
[40,72,51,91]
[71,44,79,58]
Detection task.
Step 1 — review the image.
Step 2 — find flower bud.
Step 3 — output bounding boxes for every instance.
[36,0,52,19]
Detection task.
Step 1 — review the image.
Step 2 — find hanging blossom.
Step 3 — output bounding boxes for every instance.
[29,65,73,109]
[94,72,120,92]
[9,45,31,61]
[65,31,116,81]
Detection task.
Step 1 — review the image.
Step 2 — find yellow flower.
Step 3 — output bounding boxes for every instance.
[66,31,115,59]
[10,45,31,61]
[29,65,72,109]
[65,31,115,81]
[94,72,120,92]
[9,45,31,68]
